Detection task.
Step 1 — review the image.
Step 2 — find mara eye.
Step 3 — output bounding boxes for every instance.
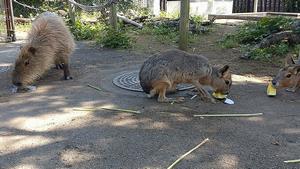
[286,74,291,78]
[225,80,230,85]
[24,60,29,66]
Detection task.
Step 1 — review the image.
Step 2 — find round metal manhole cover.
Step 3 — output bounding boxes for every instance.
[0,65,10,73]
[112,71,194,92]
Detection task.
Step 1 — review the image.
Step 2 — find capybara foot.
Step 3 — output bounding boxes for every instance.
[64,76,73,80]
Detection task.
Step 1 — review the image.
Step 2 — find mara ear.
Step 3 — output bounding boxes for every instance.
[285,56,295,67]
[293,65,300,75]
[28,46,36,54]
[219,65,230,77]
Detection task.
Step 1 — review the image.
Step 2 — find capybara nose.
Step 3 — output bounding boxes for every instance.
[272,80,277,86]
[14,82,22,86]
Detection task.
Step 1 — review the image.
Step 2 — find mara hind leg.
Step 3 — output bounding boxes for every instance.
[57,52,72,80]
[166,83,177,94]
[154,81,184,103]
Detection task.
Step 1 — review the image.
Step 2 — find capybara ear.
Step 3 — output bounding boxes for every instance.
[285,56,295,67]
[293,65,300,75]
[219,65,229,77]
[28,46,36,54]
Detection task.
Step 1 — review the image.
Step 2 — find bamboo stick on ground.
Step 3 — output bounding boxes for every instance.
[73,107,141,114]
[87,84,102,91]
[167,138,209,169]
[284,159,300,163]
[194,113,263,117]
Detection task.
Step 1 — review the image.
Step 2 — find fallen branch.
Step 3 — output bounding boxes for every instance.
[258,31,300,48]
[194,113,263,117]
[117,14,143,28]
[73,107,141,114]
[87,84,102,91]
[167,138,210,169]
[284,159,300,163]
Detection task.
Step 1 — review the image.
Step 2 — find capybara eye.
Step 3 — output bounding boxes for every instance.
[24,60,29,66]
[225,80,230,85]
[286,74,291,78]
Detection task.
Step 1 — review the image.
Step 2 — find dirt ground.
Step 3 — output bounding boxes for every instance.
[0,25,299,169]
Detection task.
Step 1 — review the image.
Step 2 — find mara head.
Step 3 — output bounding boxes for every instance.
[272,56,300,90]
[210,65,232,95]
[12,45,42,86]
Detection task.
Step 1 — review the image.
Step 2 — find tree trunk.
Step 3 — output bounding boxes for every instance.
[110,4,117,30]
[179,0,190,51]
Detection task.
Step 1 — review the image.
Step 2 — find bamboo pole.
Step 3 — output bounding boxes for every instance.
[167,138,209,169]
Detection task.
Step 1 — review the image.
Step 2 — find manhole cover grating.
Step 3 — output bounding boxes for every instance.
[112,71,194,92]
[0,65,10,73]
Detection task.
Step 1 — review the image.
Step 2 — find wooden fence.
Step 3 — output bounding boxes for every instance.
[233,0,300,13]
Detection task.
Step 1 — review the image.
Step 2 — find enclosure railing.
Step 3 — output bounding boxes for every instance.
[233,0,300,13]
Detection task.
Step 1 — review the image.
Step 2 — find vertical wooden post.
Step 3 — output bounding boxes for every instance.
[110,3,117,30]
[68,2,76,24]
[254,0,258,12]
[4,0,15,41]
[179,0,189,51]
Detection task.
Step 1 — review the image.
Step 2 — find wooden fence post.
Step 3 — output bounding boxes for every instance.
[68,2,76,24]
[179,0,189,51]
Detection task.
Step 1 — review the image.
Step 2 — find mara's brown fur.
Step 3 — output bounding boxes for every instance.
[139,49,232,103]
[12,12,75,86]
[272,56,300,92]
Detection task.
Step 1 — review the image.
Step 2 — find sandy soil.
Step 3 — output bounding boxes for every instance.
[0,25,299,169]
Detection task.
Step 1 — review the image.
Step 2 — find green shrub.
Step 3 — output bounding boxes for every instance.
[243,42,290,61]
[97,27,133,49]
[220,16,296,61]
[70,20,106,40]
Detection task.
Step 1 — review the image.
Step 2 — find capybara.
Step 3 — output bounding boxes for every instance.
[139,49,232,103]
[272,56,300,92]
[12,12,75,87]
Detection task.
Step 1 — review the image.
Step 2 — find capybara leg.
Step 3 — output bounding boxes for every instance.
[157,83,184,103]
[63,63,72,80]
[192,81,216,103]
[55,63,64,69]
[147,89,157,98]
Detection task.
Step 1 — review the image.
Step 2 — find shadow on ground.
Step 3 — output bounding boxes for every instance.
[0,42,299,169]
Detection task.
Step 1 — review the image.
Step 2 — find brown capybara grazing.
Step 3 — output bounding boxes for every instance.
[12,12,75,88]
[139,49,232,103]
[272,56,300,92]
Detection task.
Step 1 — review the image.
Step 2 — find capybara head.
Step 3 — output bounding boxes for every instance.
[272,56,300,89]
[210,65,232,94]
[12,45,42,86]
